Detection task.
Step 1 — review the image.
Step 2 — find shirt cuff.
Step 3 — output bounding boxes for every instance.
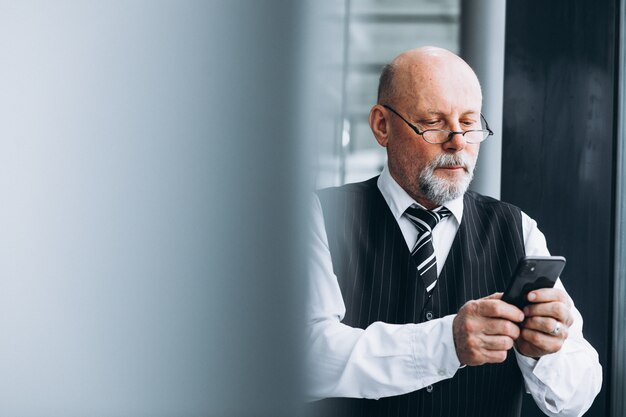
[410,314,462,385]
[515,349,562,413]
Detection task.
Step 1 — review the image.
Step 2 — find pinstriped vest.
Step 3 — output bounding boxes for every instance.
[314,177,526,417]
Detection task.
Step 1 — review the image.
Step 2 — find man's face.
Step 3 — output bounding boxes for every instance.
[382,58,483,208]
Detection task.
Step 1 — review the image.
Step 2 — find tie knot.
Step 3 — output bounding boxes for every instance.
[405,205,452,232]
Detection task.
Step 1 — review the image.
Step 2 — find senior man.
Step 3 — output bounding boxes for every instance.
[307,47,602,417]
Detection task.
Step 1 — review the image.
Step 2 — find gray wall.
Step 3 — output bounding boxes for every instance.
[0,1,313,416]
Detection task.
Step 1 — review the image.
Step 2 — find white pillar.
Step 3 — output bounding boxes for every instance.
[461,0,507,199]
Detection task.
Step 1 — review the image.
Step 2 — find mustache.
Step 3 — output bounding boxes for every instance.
[430,154,472,172]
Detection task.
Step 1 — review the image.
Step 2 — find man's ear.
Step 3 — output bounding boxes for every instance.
[369,104,390,147]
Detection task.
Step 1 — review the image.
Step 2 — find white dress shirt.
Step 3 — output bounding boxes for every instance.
[306,165,602,417]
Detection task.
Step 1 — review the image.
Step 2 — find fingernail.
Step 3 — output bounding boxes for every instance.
[519,313,525,322]
[528,292,536,301]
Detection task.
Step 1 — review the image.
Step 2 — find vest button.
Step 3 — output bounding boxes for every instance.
[425,311,434,320]
[426,384,434,393]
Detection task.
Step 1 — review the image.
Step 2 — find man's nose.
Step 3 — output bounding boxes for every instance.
[442,131,467,152]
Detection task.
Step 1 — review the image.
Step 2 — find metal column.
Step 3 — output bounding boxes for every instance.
[460,0,507,199]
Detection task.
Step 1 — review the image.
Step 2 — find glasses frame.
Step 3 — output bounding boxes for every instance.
[382,104,494,144]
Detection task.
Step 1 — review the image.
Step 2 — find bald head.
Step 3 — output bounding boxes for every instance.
[377,46,482,110]
[369,46,484,207]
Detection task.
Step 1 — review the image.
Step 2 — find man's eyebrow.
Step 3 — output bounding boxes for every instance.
[418,110,446,118]
[419,110,480,117]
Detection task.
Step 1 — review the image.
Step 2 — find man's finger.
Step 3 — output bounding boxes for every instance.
[527,288,571,305]
[482,334,515,352]
[483,318,521,339]
[477,299,524,322]
[524,301,572,325]
[519,327,566,352]
[522,316,568,338]
[484,292,503,300]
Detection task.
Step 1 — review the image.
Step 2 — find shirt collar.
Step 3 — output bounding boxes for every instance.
[377,163,464,224]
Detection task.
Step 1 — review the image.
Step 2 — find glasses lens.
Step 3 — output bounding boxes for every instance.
[464,131,489,143]
[422,130,449,143]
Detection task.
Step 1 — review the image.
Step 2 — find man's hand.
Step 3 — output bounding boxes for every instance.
[453,294,525,366]
[514,288,574,358]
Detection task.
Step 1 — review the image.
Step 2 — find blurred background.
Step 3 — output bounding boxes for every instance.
[0,0,624,416]
[315,0,461,187]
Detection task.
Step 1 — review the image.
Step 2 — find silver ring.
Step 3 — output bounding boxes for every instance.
[550,322,561,336]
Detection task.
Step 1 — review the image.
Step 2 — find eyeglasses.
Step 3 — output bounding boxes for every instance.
[382,104,494,144]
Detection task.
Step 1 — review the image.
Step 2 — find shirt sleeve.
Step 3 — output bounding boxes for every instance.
[306,194,462,401]
[514,212,602,417]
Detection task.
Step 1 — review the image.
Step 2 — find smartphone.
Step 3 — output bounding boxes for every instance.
[501,256,566,309]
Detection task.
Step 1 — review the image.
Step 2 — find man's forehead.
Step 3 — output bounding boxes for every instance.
[401,62,479,89]
[396,81,482,112]
[392,60,482,109]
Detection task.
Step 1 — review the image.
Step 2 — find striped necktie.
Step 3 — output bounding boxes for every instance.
[405,205,452,292]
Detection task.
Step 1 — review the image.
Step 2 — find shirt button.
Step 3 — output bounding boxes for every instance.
[438,370,446,376]
[426,384,434,393]
[425,311,434,320]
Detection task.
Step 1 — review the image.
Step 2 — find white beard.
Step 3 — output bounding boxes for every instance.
[418,152,477,206]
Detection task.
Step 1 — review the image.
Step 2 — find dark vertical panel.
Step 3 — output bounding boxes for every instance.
[502,1,618,416]
[612,2,626,416]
